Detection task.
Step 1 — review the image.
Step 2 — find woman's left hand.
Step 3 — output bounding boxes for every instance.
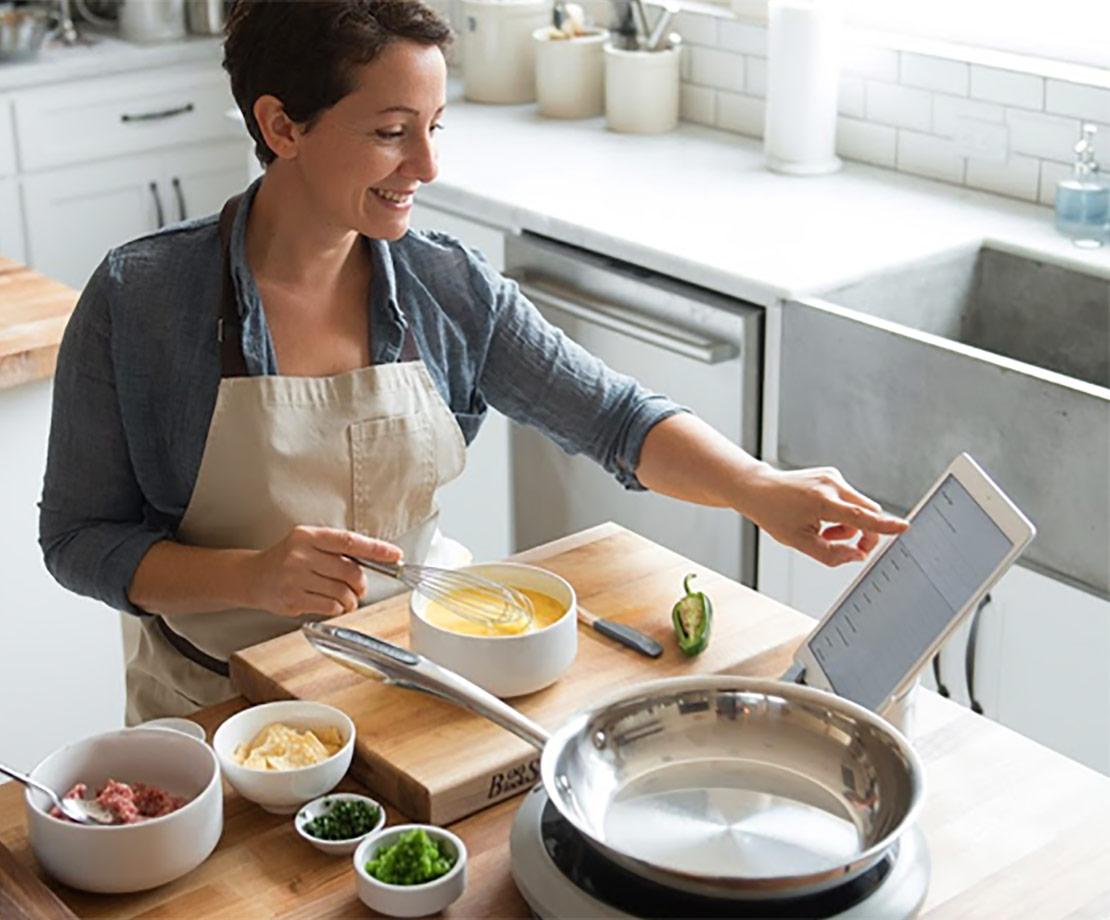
[744,466,909,566]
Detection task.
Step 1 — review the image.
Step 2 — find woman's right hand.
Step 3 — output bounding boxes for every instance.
[248,526,402,618]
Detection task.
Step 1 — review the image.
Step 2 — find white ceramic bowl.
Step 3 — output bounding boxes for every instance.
[409,562,577,698]
[353,824,467,918]
[141,717,207,742]
[294,791,385,856]
[24,728,222,893]
[211,701,355,814]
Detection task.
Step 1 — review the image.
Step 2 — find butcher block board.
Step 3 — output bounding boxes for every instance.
[230,523,812,825]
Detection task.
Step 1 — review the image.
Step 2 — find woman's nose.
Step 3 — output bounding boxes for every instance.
[402,134,438,183]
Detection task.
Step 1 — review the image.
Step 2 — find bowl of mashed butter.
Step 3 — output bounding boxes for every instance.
[410,563,577,698]
[212,701,355,813]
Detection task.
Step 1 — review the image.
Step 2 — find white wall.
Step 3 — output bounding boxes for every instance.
[0,380,126,779]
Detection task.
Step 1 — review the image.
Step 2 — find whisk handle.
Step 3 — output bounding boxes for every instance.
[348,555,403,580]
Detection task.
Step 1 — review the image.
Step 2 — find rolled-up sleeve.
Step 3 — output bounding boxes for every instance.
[39,257,170,615]
[469,254,687,490]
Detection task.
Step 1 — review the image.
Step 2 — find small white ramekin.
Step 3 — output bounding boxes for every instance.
[211,700,354,814]
[294,791,386,856]
[353,824,467,917]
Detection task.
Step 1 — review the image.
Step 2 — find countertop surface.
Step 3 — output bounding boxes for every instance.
[0,256,78,390]
[423,83,1108,309]
[0,32,221,93]
[2,524,1110,919]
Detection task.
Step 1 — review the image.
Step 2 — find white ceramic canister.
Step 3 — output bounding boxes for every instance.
[603,41,682,134]
[533,27,609,119]
[461,0,553,104]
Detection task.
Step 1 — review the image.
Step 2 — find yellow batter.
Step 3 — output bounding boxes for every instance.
[421,586,566,636]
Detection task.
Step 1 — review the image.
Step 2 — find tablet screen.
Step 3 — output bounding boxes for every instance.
[807,475,1014,711]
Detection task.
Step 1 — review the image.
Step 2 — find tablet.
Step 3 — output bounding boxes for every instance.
[792,453,1035,714]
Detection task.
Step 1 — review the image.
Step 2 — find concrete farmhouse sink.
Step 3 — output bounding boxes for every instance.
[778,245,1110,596]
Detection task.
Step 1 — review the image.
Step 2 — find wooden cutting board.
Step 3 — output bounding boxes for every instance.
[229,523,812,825]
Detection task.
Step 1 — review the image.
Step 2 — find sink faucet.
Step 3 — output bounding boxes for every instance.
[55,0,81,45]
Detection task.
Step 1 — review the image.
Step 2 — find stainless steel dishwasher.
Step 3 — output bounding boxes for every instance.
[505,232,763,585]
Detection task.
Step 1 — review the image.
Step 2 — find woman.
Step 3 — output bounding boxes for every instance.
[39,0,906,724]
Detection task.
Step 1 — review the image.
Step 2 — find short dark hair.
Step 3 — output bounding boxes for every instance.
[223,0,453,166]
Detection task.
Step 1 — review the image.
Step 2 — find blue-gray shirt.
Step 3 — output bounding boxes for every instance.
[39,180,683,615]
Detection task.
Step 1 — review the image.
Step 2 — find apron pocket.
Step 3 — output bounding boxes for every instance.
[349,414,436,541]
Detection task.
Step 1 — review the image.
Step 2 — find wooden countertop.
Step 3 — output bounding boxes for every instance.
[0,256,79,390]
[2,525,1109,919]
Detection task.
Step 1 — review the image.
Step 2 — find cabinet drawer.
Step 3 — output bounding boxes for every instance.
[13,66,239,172]
[0,97,15,177]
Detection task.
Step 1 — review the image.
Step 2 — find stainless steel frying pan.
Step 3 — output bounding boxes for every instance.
[302,622,925,902]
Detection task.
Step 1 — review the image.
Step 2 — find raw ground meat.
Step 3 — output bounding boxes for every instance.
[50,778,188,824]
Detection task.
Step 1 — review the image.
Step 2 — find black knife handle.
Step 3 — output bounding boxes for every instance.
[592,619,663,658]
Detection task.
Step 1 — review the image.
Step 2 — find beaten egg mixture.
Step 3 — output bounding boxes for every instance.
[422,586,565,636]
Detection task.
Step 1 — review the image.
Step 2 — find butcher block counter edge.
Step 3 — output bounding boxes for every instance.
[0,256,79,390]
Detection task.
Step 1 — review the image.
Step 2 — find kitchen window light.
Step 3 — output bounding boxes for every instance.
[713,0,1110,71]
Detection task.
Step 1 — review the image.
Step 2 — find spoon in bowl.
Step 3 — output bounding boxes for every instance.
[0,762,120,825]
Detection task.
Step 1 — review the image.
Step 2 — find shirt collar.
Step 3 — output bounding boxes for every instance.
[225,177,408,372]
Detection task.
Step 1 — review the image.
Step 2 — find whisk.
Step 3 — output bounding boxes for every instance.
[351,557,534,633]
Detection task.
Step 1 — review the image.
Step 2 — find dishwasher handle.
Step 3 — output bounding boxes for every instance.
[517,277,739,366]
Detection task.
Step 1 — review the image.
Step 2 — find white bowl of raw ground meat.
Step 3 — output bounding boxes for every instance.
[23,727,222,893]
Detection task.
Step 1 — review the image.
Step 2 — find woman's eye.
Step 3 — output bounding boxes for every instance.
[377,130,405,139]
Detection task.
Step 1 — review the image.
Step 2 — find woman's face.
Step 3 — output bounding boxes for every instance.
[287,40,447,241]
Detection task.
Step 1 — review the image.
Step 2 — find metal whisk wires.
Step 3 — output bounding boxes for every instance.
[351,557,535,633]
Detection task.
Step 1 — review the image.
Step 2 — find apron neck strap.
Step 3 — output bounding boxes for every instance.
[217,195,249,378]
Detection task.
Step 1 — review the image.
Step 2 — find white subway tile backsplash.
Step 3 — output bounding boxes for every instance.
[897,130,965,183]
[1045,81,1110,123]
[836,117,897,167]
[690,46,746,92]
[680,84,716,126]
[933,95,1005,138]
[866,82,932,131]
[718,19,767,56]
[663,19,1107,207]
[746,56,767,98]
[843,42,899,81]
[838,76,865,118]
[1007,109,1083,162]
[673,11,718,48]
[1038,160,1072,207]
[717,91,765,138]
[965,154,1040,202]
[901,53,969,96]
[970,66,1044,110]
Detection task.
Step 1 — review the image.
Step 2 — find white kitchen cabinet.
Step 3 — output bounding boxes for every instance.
[0,95,15,177]
[758,530,1110,776]
[22,150,163,288]
[0,381,126,776]
[22,141,248,290]
[0,177,25,264]
[408,200,513,563]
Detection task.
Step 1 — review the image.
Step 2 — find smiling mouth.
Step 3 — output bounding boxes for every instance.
[371,188,415,205]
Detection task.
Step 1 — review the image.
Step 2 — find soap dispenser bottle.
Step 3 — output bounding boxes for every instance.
[1055,123,1109,248]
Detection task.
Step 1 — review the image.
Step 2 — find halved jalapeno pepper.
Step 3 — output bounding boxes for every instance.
[672,572,712,657]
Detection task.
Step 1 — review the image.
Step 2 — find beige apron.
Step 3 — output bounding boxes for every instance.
[123,200,466,725]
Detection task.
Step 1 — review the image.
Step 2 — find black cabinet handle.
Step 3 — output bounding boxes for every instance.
[121,103,195,123]
[171,176,187,221]
[965,592,991,715]
[149,181,165,229]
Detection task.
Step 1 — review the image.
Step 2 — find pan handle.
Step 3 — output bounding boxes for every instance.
[301,622,550,750]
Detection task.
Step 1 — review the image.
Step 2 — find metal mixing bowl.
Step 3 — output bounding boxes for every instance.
[0,3,56,62]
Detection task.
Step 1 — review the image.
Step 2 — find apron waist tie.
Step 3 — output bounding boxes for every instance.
[154,616,230,678]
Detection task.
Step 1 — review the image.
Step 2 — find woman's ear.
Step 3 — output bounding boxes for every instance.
[253,95,301,161]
